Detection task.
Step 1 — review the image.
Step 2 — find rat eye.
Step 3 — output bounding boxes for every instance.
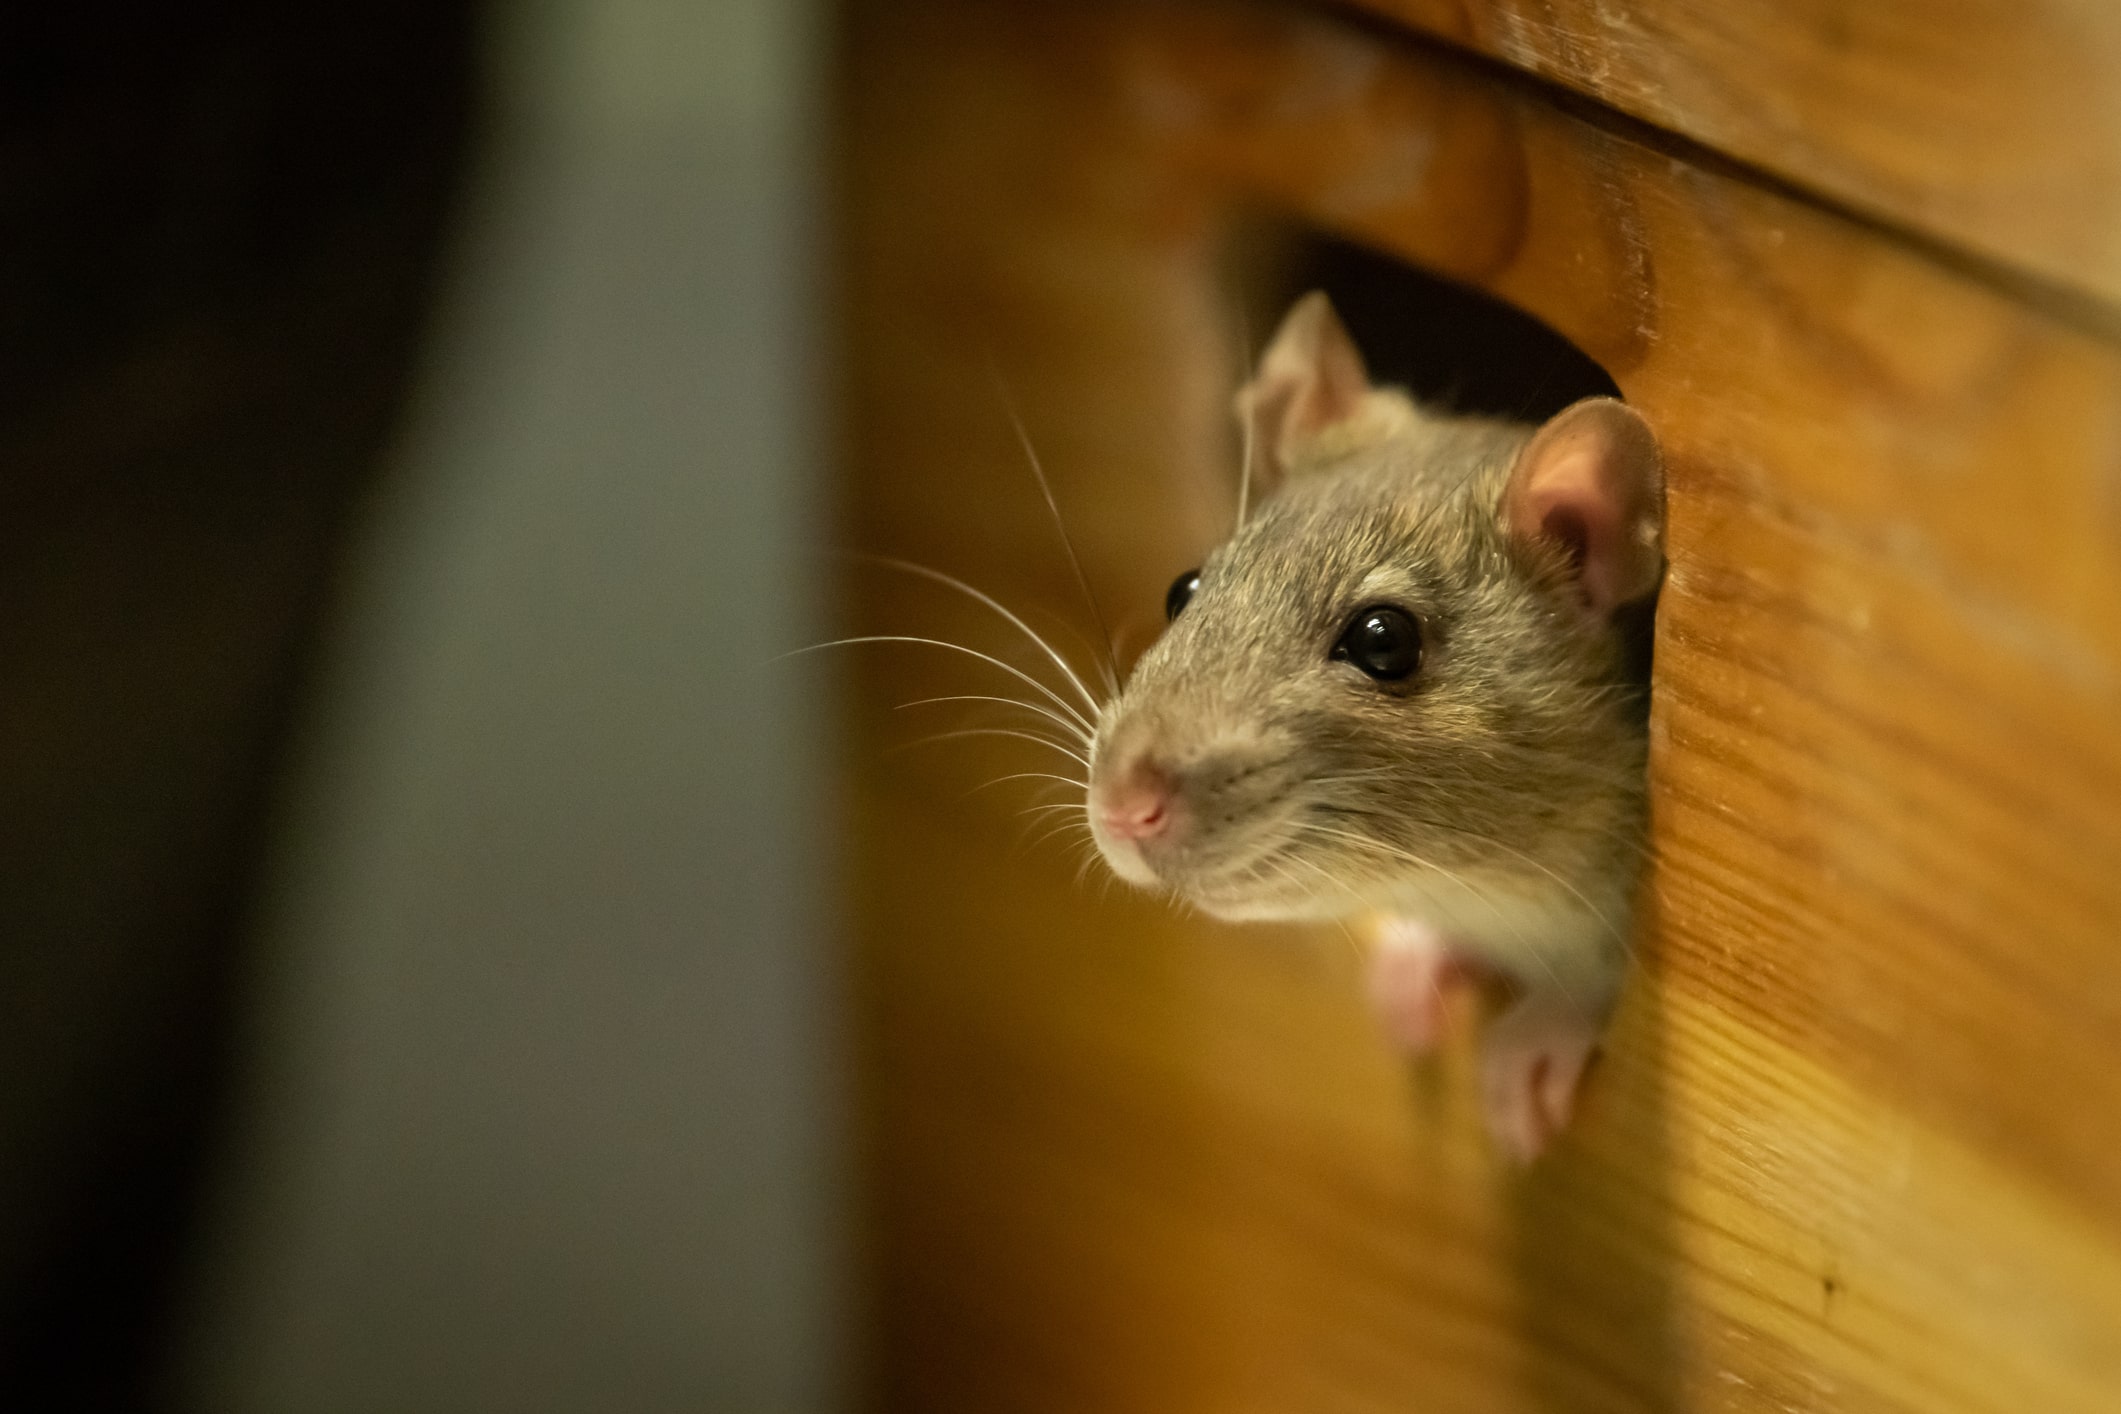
[1165,568,1201,620]
[1334,606,1422,681]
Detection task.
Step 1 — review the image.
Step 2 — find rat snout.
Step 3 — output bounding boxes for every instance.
[1093,757,1178,843]
[1088,699,1298,896]
[1086,742,1191,888]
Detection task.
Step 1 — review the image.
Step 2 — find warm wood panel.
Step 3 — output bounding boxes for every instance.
[838,0,2121,1409]
[1344,0,2121,315]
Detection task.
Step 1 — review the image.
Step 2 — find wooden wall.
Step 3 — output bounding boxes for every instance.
[834,1,2121,1408]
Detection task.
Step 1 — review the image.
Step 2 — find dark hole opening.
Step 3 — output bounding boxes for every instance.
[1234,227,1652,691]
[1246,230,1621,421]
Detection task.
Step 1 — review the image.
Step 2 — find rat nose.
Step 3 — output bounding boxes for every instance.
[1096,759,1176,843]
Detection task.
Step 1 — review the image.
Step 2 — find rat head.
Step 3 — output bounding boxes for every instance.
[1086,292,1664,921]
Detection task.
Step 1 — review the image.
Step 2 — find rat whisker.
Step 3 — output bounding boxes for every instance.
[1474,740,1648,790]
[1250,856,1308,905]
[1303,768,1416,789]
[1019,801,1088,821]
[1334,797,1640,949]
[1290,820,1580,1011]
[968,769,1087,797]
[855,554,1107,716]
[1235,315,1258,532]
[902,726,1091,770]
[1279,850,1357,911]
[1332,918,1365,968]
[1025,604,1123,709]
[1291,820,1471,892]
[1248,851,1345,919]
[1025,816,1093,854]
[1401,815,1635,963]
[895,692,1090,746]
[1325,790,1654,865]
[988,371,1122,698]
[1323,745,1645,798]
[787,634,1094,734]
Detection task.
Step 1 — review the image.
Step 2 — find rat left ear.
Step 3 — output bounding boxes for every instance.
[1234,291,1373,493]
[1502,397,1665,617]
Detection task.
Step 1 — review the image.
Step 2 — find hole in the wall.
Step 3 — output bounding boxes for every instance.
[1237,229,1622,421]
[1227,226,1653,684]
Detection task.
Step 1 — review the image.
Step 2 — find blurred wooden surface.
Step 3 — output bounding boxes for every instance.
[1345,0,2121,312]
[836,0,2121,1409]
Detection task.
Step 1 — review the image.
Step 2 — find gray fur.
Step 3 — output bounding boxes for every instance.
[1087,391,1655,1008]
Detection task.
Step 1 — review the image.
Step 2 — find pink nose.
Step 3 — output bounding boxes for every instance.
[1097,761,1176,842]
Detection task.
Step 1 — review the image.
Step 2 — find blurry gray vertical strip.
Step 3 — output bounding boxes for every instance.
[182,0,842,1410]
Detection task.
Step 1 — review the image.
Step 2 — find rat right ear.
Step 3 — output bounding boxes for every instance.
[1234,291,1373,494]
[1501,397,1665,618]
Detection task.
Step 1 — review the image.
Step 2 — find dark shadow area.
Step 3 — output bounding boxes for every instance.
[1272,231,1621,419]
[1261,230,1657,709]
[0,6,481,1405]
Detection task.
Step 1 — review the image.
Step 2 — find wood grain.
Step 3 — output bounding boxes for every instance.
[1342,0,2121,315]
[836,1,2121,1408]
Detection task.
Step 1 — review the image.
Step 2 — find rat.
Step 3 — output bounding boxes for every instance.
[1084,290,1664,1160]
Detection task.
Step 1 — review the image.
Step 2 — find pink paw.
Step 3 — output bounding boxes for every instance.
[1480,999,1603,1162]
[1366,918,1474,1055]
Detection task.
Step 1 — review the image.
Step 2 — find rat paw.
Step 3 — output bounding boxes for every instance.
[1366,917,1473,1055]
[1479,999,1604,1162]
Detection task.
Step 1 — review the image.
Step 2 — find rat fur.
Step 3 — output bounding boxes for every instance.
[1086,291,1664,1159]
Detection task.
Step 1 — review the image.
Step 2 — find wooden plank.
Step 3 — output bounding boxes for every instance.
[1340,0,2121,315]
[837,0,2121,1408]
